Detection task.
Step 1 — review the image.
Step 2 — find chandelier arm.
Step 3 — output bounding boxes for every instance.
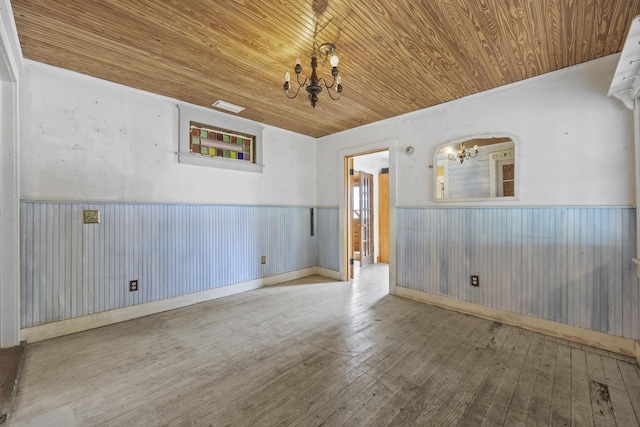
[325,86,342,100]
[296,73,307,87]
[318,77,335,90]
[315,78,341,100]
[284,85,304,99]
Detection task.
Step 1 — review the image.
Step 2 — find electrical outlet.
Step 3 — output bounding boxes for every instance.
[129,280,138,292]
[471,275,479,287]
[261,255,266,265]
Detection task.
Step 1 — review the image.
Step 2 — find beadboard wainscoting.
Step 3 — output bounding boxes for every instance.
[397,207,640,341]
[316,207,339,272]
[20,201,322,328]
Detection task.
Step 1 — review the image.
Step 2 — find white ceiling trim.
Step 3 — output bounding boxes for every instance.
[609,15,640,109]
[0,0,23,82]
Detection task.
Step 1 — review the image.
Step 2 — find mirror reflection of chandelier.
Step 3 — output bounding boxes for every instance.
[448,142,479,163]
[283,41,343,108]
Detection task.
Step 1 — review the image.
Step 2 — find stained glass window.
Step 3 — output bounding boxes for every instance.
[188,121,255,163]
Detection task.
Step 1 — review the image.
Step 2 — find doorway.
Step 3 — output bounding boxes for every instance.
[346,150,390,280]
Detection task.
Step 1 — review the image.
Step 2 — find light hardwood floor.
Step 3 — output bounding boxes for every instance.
[8,264,640,426]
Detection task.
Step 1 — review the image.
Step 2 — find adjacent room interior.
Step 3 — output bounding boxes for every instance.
[1,1,640,425]
[348,150,390,279]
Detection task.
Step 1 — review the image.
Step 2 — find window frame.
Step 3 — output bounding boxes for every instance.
[433,133,520,202]
[177,104,264,173]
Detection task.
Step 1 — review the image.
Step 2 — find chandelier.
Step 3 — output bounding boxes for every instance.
[448,143,479,163]
[283,42,342,108]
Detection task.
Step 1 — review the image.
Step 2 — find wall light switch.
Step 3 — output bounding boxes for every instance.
[83,210,100,224]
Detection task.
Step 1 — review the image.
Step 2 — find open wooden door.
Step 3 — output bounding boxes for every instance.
[347,158,355,280]
[378,172,389,263]
[359,171,374,268]
[352,171,361,256]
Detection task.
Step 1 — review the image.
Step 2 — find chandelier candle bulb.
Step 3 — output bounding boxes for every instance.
[330,55,339,67]
[295,57,302,74]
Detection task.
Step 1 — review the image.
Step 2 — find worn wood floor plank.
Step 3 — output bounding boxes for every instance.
[342,315,465,426]
[385,320,493,426]
[586,353,617,426]
[619,361,640,397]
[586,352,608,385]
[589,378,617,426]
[217,294,456,426]
[502,333,546,426]
[549,342,572,427]
[417,323,515,425]
[456,327,522,425]
[524,338,558,426]
[363,314,485,426]
[307,314,486,426]
[601,356,627,392]
[571,347,595,427]
[479,329,534,426]
[609,386,640,427]
[7,264,640,427]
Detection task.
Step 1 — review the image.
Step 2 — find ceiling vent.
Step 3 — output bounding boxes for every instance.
[211,100,245,114]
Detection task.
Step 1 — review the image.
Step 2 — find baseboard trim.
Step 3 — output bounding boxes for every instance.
[314,266,341,281]
[395,286,639,359]
[21,267,331,343]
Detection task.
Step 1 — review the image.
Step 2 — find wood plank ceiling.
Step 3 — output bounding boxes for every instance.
[11,0,640,138]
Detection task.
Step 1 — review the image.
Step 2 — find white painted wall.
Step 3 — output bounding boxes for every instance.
[317,55,635,208]
[20,61,317,206]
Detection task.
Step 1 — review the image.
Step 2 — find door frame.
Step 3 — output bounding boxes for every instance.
[339,139,397,294]
[0,1,23,348]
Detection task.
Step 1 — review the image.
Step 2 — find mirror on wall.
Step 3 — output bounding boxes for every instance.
[435,135,517,200]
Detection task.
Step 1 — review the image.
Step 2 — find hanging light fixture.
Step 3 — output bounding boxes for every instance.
[448,142,479,163]
[283,42,342,108]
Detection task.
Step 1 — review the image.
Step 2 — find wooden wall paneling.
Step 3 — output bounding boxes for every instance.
[317,208,339,271]
[36,203,45,324]
[19,203,29,328]
[396,207,640,341]
[627,208,640,339]
[20,201,321,328]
